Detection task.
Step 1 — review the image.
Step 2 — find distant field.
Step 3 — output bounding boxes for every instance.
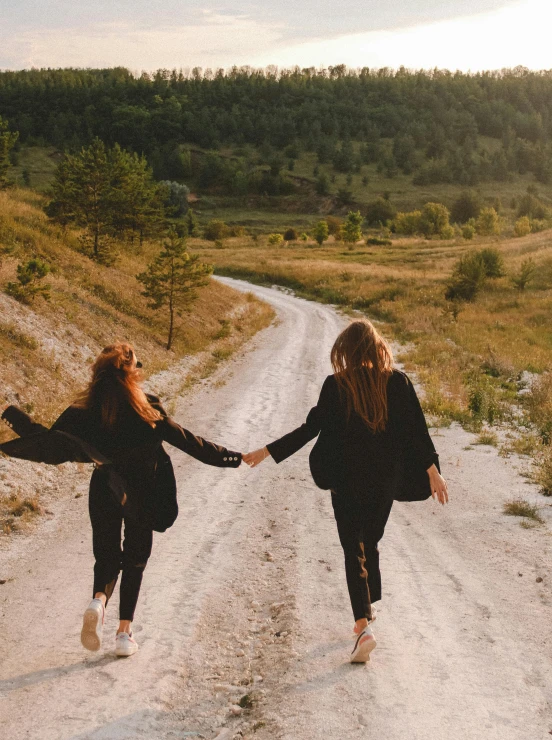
[9,145,552,227]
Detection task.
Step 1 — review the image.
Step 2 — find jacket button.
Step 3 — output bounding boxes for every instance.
[234,457,238,461]
[223,457,227,461]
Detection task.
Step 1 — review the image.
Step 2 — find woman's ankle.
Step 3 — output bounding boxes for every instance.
[354,618,368,634]
[117,620,132,634]
[94,592,107,607]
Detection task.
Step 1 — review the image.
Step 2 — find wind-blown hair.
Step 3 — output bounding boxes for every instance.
[74,343,162,428]
[331,319,394,433]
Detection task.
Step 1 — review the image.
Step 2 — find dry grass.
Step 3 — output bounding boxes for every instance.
[503,498,544,523]
[0,491,43,533]
[0,187,274,433]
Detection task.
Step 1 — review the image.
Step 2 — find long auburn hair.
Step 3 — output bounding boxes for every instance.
[74,343,162,428]
[331,319,394,433]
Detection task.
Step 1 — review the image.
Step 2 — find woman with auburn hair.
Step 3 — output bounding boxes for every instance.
[1,343,242,657]
[244,319,448,663]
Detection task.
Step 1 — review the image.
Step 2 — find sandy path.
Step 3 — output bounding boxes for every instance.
[0,278,551,740]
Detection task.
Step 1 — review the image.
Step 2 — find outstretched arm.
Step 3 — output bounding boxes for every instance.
[148,396,241,468]
[244,376,336,467]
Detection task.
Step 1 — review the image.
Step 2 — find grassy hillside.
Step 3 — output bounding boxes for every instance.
[0,188,273,436]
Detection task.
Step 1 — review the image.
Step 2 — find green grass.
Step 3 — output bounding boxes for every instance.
[8,146,60,192]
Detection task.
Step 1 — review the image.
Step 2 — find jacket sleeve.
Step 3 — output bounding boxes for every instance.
[151,399,241,468]
[1,405,49,437]
[401,374,439,471]
[266,376,335,464]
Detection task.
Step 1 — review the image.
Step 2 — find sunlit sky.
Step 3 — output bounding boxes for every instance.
[0,0,551,72]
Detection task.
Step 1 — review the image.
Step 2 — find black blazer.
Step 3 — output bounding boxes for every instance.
[266,369,439,500]
[1,395,241,531]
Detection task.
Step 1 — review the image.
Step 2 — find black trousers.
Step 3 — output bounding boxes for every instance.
[88,472,153,622]
[331,488,393,622]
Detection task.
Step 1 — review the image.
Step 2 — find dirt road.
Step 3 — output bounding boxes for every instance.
[0,278,551,740]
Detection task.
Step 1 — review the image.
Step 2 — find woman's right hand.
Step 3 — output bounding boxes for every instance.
[428,464,449,505]
[243,447,270,468]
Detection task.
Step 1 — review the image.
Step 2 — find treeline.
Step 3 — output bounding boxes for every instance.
[3,66,552,186]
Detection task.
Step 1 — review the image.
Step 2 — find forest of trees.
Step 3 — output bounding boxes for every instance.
[2,66,552,189]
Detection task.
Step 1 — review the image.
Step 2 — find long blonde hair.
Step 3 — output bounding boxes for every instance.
[74,343,162,428]
[331,319,394,433]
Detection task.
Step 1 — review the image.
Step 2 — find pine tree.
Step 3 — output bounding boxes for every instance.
[137,229,213,350]
[342,211,363,244]
[47,139,165,259]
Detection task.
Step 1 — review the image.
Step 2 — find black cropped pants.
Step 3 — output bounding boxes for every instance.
[88,471,153,622]
[331,488,393,622]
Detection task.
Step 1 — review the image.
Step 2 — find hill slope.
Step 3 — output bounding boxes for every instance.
[0,187,273,533]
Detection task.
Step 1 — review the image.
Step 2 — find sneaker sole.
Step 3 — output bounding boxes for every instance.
[81,608,102,652]
[350,636,377,663]
[115,645,138,658]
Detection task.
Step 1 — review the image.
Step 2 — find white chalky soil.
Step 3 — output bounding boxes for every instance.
[0,277,550,740]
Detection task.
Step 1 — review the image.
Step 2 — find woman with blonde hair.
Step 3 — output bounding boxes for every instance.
[1,343,242,656]
[244,319,448,663]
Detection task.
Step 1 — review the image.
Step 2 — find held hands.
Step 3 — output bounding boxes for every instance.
[243,446,270,468]
[428,464,449,505]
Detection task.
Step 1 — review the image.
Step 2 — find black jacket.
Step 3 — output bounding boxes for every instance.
[266,369,439,500]
[0,396,241,531]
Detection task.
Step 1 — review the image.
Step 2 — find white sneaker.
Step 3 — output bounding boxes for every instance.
[115,632,139,657]
[81,598,105,652]
[350,625,376,663]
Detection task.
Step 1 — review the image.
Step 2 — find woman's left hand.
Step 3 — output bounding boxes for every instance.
[428,465,449,505]
[243,447,270,468]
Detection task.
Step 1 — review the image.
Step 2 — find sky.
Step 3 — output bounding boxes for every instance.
[0,0,551,73]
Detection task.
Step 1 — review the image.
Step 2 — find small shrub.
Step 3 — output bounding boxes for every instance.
[462,223,475,240]
[283,227,298,242]
[511,259,536,291]
[300,232,309,241]
[476,207,500,236]
[419,202,451,238]
[514,216,531,237]
[313,220,329,246]
[503,498,543,522]
[204,219,228,241]
[467,377,502,425]
[268,233,284,246]
[394,210,422,235]
[365,197,396,227]
[445,252,487,302]
[5,258,51,303]
[479,248,504,278]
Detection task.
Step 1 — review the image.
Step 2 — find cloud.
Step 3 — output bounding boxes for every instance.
[0,12,284,71]
[251,0,552,72]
